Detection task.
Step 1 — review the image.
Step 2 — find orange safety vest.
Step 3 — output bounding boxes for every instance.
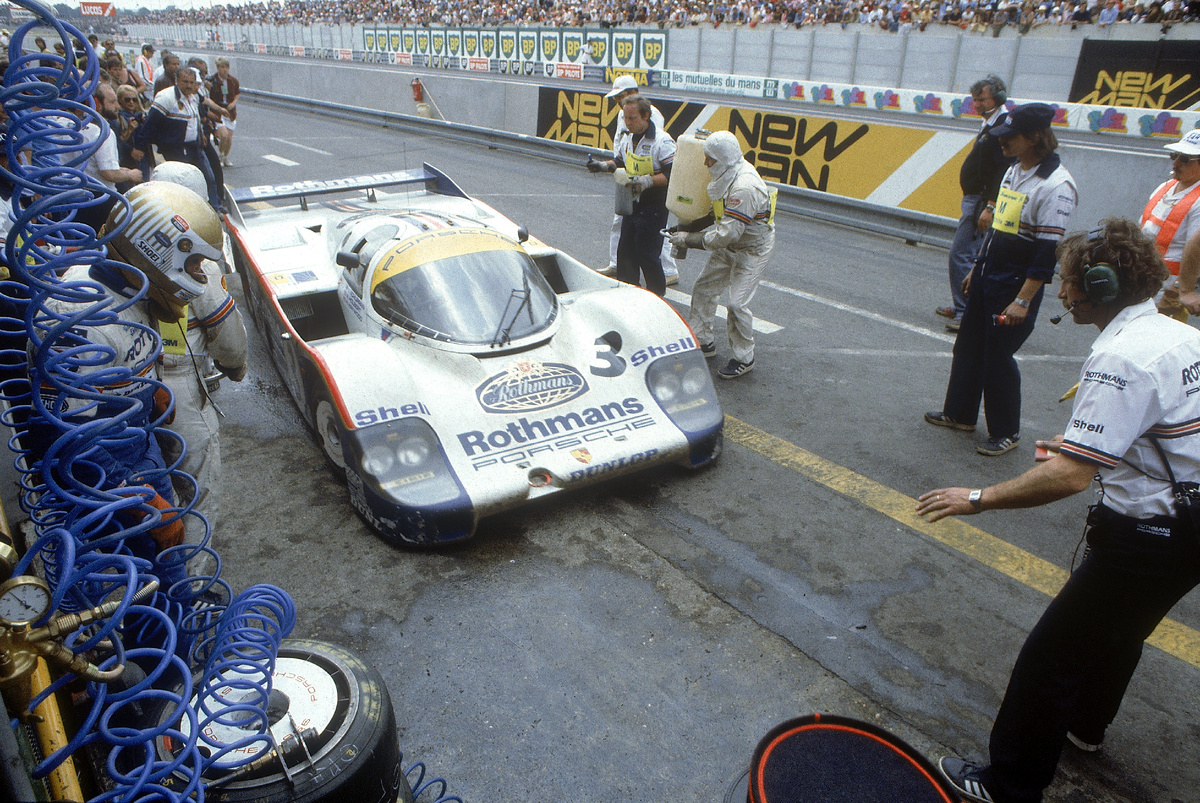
[1142,179,1200,274]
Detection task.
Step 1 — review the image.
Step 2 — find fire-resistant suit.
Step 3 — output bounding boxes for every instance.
[157,258,247,575]
[678,131,776,366]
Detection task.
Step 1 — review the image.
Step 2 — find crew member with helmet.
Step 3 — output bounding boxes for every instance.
[588,96,675,296]
[918,218,1200,803]
[599,75,678,286]
[925,103,1078,456]
[28,180,225,585]
[146,162,247,576]
[669,131,776,380]
[1142,129,1200,316]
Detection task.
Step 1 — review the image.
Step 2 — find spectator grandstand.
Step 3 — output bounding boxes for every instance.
[120,0,1199,31]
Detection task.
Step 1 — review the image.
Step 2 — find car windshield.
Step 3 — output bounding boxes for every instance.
[369,230,558,346]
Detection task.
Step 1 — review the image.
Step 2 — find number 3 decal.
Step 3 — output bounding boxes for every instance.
[590,331,626,378]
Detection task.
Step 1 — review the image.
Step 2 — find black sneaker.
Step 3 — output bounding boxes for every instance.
[977,435,1019,456]
[718,359,754,379]
[699,341,717,359]
[938,756,995,803]
[924,411,975,432]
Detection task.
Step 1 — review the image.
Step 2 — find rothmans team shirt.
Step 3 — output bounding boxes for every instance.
[1059,299,1200,518]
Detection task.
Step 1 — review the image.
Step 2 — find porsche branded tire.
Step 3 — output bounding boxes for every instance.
[159,639,412,803]
[314,397,349,477]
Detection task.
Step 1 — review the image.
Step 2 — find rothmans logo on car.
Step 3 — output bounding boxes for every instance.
[477,360,589,414]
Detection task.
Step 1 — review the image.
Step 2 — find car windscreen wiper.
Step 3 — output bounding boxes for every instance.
[490,273,533,348]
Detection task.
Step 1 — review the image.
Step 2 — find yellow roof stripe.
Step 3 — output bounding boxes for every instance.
[369,228,523,294]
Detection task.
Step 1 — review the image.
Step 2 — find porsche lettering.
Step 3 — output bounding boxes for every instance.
[467,415,657,470]
[458,397,645,455]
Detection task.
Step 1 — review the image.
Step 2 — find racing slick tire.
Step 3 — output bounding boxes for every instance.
[314,396,349,477]
[159,639,412,803]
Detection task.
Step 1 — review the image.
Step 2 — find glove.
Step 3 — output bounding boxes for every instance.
[146,492,185,551]
[586,155,613,174]
[629,174,654,191]
[668,231,690,249]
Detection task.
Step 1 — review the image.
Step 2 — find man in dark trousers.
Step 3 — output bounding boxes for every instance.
[938,76,1013,332]
[918,218,1200,803]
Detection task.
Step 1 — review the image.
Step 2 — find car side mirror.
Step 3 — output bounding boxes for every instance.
[336,250,360,269]
[516,225,529,243]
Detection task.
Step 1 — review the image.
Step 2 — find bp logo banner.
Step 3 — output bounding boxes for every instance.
[562,31,584,64]
[587,33,609,67]
[541,31,559,62]
[520,31,537,61]
[500,31,516,59]
[364,31,376,52]
[416,31,429,54]
[612,32,635,67]
[403,31,414,52]
[481,31,496,57]
[447,31,461,56]
[464,31,478,56]
[389,30,401,52]
[640,32,666,69]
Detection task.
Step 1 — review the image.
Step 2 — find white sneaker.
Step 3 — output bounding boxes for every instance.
[221,156,232,167]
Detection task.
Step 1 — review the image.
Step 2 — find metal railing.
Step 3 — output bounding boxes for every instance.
[246,88,957,249]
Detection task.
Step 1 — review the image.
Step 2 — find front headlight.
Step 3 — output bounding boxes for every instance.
[645,350,724,436]
[350,418,461,506]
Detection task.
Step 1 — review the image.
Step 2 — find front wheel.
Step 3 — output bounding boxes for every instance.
[314,397,348,476]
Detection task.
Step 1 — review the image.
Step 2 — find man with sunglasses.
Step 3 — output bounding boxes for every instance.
[1142,129,1200,315]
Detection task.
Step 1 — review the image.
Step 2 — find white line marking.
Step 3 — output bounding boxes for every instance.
[865,130,974,207]
[664,288,784,334]
[262,154,301,167]
[270,137,334,156]
[760,280,1081,363]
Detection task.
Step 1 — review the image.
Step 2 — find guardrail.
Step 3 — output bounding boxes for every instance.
[246,88,957,249]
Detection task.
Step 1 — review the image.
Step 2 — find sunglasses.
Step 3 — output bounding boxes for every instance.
[1170,153,1197,164]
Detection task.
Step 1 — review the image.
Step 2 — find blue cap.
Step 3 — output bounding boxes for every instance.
[991,103,1055,137]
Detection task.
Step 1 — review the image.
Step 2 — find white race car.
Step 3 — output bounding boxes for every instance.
[225,165,723,545]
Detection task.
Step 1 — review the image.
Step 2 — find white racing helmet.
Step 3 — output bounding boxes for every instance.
[150,161,208,200]
[104,181,224,312]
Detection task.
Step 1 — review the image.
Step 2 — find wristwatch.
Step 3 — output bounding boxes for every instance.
[1013,298,1030,308]
[969,489,984,511]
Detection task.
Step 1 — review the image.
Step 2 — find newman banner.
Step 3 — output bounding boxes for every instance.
[536,86,966,219]
[1070,40,1200,111]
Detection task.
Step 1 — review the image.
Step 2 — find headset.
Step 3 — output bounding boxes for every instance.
[981,75,1007,106]
[1082,224,1120,304]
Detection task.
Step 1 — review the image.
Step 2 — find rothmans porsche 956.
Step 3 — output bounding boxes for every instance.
[225,165,723,544]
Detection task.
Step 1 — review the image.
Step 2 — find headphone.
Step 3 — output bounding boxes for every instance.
[1081,224,1120,304]
[982,75,1007,106]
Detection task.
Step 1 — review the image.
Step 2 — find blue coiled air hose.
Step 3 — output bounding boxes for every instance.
[1,5,294,801]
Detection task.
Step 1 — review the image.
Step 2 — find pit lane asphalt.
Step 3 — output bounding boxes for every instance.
[212,100,1199,803]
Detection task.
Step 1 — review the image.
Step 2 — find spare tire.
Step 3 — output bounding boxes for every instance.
[157,638,412,803]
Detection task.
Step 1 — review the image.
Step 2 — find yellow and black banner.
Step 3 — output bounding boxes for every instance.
[1069,40,1200,110]
[537,87,967,217]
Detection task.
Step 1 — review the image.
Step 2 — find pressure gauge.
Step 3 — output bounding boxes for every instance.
[0,576,53,627]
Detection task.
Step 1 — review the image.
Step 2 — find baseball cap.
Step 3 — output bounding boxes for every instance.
[990,103,1055,137]
[606,75,638,98]
[1164,129,1200,157]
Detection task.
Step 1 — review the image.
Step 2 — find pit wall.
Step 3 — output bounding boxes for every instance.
[162,48,1178,229]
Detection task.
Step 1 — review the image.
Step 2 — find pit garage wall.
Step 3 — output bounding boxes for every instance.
[209,53,1171,227]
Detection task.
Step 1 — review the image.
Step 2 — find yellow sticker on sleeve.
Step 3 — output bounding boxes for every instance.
[992,187,1027,235]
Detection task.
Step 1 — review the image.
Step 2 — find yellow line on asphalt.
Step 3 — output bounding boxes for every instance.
[725,415,1200,672]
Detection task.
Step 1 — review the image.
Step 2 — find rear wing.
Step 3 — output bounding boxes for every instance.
[226,162,469,213]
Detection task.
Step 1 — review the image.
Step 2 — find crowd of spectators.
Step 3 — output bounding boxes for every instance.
[121,0,1199,31]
